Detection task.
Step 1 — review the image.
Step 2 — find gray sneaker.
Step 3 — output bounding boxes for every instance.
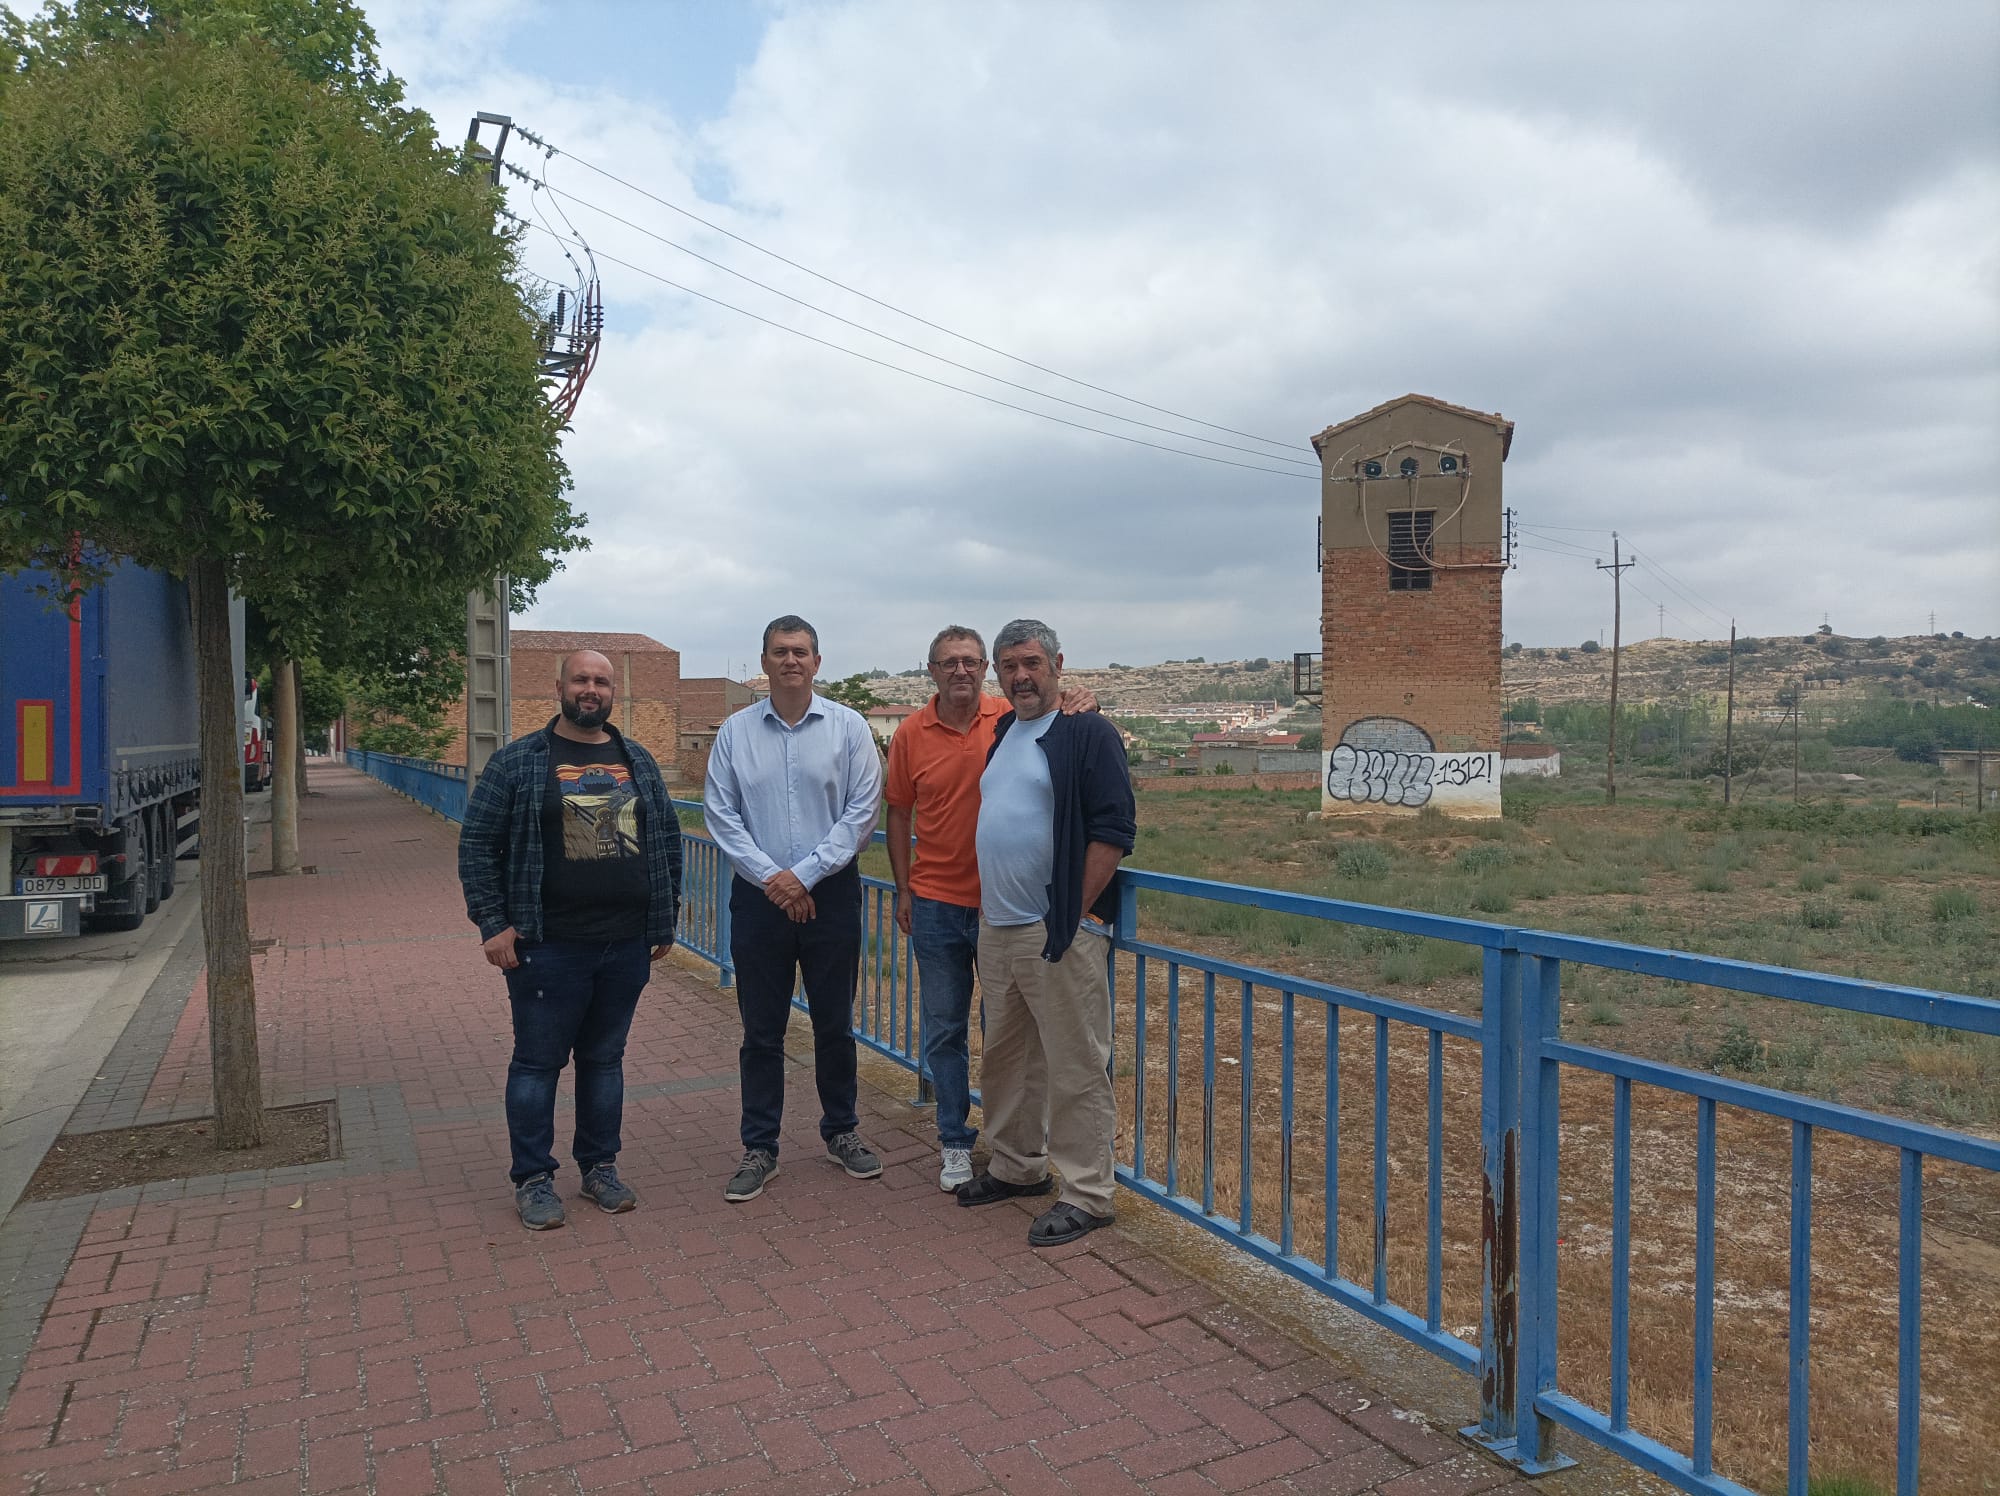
[580,1163,637,1214]
[514,1172,566,1231]
[724,1149,780,1203]
[826,1131,882,1179]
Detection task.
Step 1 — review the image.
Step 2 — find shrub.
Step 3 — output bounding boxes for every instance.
[1710,1024,1763,1071]
[1847,880,1885,902]
[1932,888,1979,922]
[1796,867,1832,892]
[1800,899,1845,929]
[1457,845,1512,874]
[1692,867,1731,893]
[1334,843,1391,881]
[1580,639,1601,654]
[1471,882,1514,914]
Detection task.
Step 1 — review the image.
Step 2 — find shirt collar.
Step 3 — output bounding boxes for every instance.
[918,693,1004,732]
[757,694,828,729]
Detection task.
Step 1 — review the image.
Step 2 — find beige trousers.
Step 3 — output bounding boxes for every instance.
[975,919,1116,1216]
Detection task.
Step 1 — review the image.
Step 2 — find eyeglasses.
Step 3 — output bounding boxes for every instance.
[928,656,987,674]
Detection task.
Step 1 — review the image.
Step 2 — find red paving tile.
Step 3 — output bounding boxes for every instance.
[0,766,1510,1493]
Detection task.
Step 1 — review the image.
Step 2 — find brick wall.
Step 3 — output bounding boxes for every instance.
[435,643,682,764]
[1319,544,1503,755]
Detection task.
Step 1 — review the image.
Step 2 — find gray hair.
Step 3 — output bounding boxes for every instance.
[926,625,986,665]
[993,619,1060,663]
[762,614,819,654]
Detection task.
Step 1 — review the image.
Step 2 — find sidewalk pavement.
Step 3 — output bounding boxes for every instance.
[0,766,1532,1495]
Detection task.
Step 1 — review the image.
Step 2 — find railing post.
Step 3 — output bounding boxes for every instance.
[1510,952,1574,1474]
[715,854,735,989]
[1468,943,1521,1451]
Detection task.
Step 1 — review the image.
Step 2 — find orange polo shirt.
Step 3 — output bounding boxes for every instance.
[884,693,1008,909]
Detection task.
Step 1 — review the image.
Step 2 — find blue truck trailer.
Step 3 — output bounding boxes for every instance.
[0,560,226,938]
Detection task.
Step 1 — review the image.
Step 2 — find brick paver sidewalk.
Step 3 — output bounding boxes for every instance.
[0,766,1529,1495]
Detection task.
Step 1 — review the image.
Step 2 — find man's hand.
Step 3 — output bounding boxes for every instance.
[786,894,817,924]
[650,944,673,962]
[1057,684,1099,715]
[894,889,913,936]
[764,869,810,911]
[482,926,522,970]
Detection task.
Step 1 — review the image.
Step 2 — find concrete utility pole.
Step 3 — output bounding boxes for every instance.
[1723,622,1737,806]
[1598,534,1635,804]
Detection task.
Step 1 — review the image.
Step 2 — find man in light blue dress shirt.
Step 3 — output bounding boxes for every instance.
[704,615,885,1203]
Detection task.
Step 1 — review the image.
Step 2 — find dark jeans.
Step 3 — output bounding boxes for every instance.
[503,937,650,1183]
[910,894,980,1149]
[730,862,862,1156]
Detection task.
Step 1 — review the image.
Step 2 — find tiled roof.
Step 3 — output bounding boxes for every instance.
[512,631,675,653]
[1310,393,1514,459]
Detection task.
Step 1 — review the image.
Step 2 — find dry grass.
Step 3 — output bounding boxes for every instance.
[1104,951,1999,1495]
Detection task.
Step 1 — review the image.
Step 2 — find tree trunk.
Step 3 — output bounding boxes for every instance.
[191,558,266,1149]
[296,701,310,796]
[271,656,301,875]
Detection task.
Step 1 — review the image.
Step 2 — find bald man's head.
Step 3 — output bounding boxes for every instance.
[556,650,615,731]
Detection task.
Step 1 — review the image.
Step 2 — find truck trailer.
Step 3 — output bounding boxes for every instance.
[0,561,226,938]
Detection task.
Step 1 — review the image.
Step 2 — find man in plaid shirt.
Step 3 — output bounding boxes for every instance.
[458,650,682,1231]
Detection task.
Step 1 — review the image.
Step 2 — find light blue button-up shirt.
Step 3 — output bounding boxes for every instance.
[703,695,883,889]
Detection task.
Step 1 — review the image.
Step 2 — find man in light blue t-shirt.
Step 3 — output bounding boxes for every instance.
[957,620,1135,1248]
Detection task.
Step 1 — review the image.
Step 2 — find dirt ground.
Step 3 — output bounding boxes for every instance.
[23,1102,335,1201]
[1102,959,2000,1496]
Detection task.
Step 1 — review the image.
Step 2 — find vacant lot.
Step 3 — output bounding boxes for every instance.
[1109,782,1996,1495]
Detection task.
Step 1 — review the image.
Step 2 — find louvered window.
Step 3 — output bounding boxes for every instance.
[1388,510,1434,591]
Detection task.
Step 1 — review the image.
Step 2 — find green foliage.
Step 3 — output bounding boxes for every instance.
[1470,882,1513,914]
[1580,638,1601,654]
[1504,695,1540,722]
[1932,888,1979,922]
[820,674,885,711]
[0,35,580,645]
[1826,699,1992,760]
[1709,1023,1762,1071]
[1799,899,1845,929]
[1333,842,1390,881]
[1294,728,1323,753]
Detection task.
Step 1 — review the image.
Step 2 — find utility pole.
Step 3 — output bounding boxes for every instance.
[1657,603,1665,639]
[1800,672,1816,800]
[1598,533,1634,804]
[1723,622,1737,806]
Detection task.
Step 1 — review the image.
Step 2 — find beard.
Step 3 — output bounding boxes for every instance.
[560,695,612,729]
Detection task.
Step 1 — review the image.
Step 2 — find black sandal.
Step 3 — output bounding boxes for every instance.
[955,1170,1054,1207]
[1027,1202,1115,1246]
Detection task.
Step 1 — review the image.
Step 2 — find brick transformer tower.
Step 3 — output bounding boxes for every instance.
[1311,394,1512,817]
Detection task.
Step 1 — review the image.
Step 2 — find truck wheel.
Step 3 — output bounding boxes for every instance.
[153,805,175,903]
[93,816,151,932]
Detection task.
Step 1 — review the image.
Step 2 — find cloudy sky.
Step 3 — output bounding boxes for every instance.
[369,0,1997,677]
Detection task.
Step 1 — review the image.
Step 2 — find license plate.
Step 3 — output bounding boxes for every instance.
[13,875,108,894]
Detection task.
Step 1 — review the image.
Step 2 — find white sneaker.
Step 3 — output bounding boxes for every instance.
[939,1147,973,1192]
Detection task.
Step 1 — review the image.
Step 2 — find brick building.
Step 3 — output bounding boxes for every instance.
[439,630,682,764]
[1311,394,1511,817]
[675,675,759,787]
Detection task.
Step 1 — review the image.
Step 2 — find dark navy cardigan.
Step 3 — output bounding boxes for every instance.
[986,709,1137,961]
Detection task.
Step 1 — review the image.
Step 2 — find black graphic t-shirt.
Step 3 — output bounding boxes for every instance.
[539,735,650,943]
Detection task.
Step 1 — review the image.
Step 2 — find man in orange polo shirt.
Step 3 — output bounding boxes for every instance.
[886,625,1094,1192]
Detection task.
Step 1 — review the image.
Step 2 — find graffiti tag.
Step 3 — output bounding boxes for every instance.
[1325,745,1434,806]
[1325,748,1495,807]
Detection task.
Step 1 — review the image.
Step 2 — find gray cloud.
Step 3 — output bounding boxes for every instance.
[374,0,1997,670]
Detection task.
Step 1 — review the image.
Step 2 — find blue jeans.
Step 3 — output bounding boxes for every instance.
[911,895,980,1150]
[503,938,650,1183]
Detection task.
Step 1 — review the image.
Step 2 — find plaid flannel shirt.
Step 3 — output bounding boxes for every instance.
[457,717,683,948]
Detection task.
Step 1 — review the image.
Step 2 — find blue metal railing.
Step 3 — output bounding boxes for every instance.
[347,752,1998,1496]
[345,750,468,821]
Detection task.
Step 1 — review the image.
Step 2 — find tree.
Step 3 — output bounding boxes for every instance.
[0,35,578,1146]
[821,674,886,712]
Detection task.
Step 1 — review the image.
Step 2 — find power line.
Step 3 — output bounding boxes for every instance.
[520,131,1312,456]
[527,175,1321,472]
[512,218,1318,482]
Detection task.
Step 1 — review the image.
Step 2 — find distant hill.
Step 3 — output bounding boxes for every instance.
[854,632,1996,717]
